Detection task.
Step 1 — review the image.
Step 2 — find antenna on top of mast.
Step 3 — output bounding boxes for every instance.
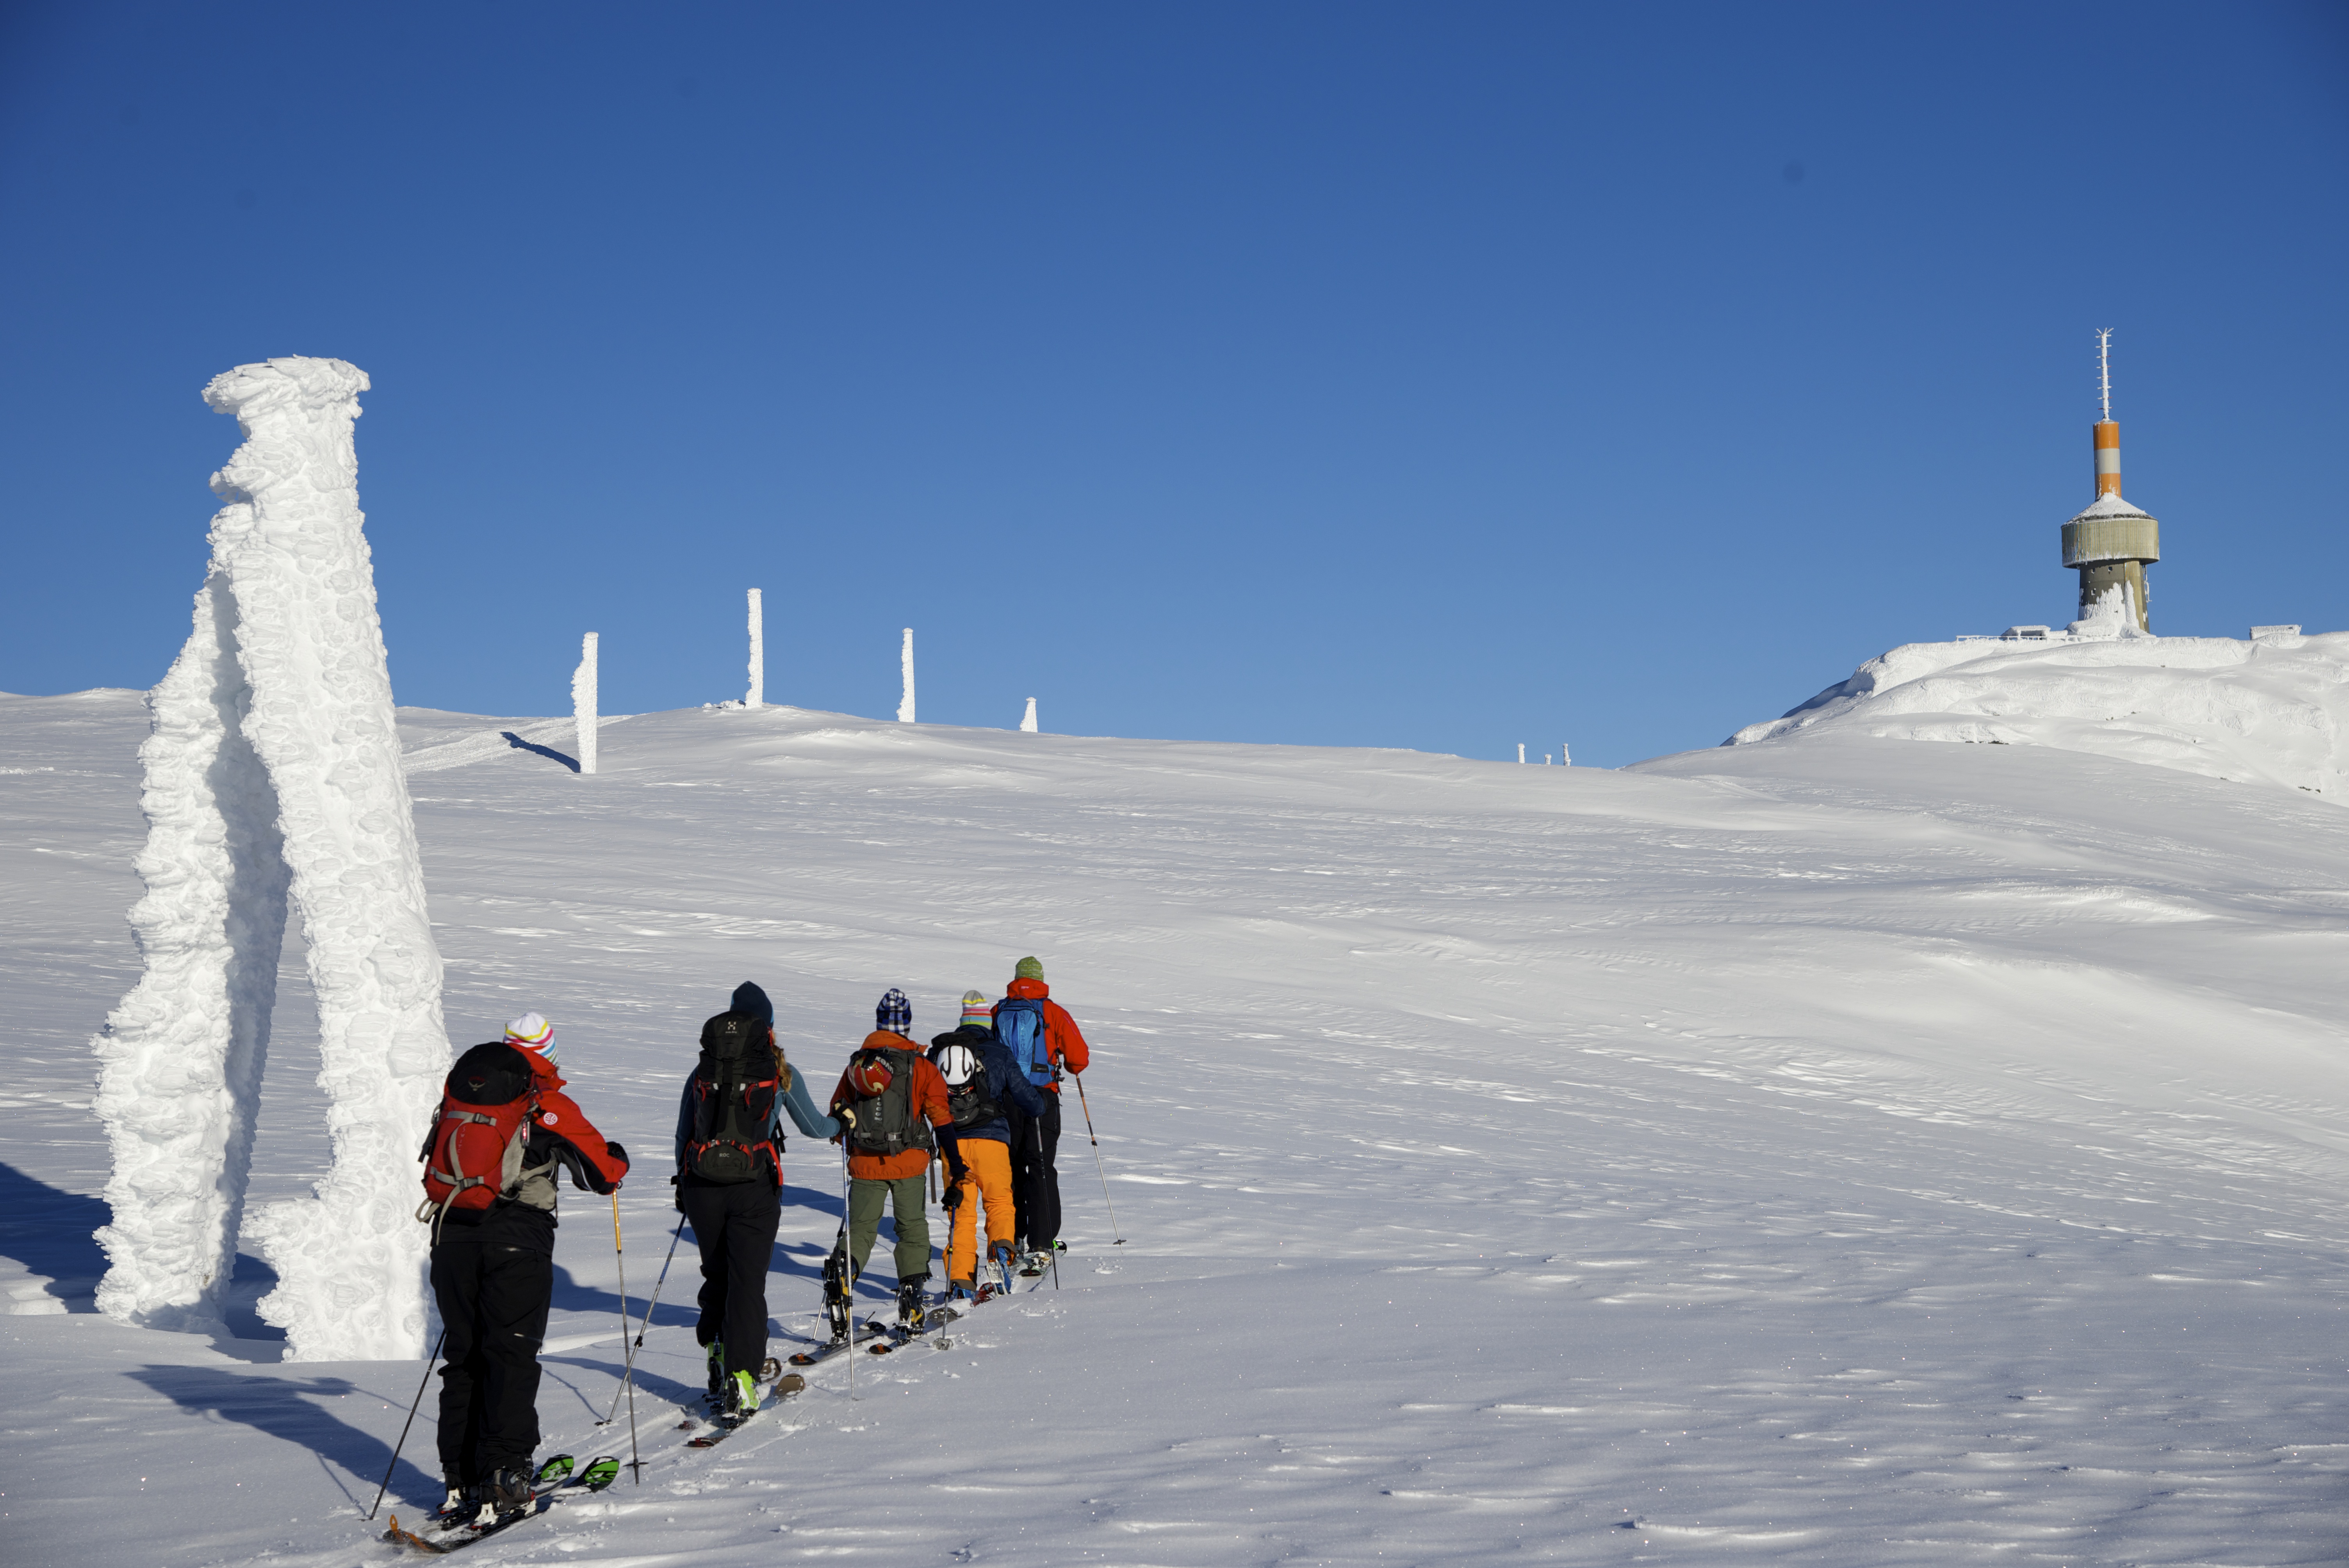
[2095,328,2114,422]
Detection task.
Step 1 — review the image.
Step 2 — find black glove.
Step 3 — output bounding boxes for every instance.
[606,1140,629,1167]
[942,1181,965,1213]
[670,1172,685,1213]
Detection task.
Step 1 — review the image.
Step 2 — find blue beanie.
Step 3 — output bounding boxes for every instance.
[876,988,911,1036]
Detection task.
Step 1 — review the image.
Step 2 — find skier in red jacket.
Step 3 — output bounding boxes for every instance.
[991,957,1091,1272]
[421,1013,629,1524]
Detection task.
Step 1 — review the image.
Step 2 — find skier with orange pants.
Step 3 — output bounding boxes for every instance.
[929,991,1050,1297]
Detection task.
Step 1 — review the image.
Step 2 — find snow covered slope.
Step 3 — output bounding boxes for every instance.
[2,691,2346,1566]
[1730,629,2349,798]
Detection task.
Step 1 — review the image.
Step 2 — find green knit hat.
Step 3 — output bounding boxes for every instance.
[1014,955,1044,982]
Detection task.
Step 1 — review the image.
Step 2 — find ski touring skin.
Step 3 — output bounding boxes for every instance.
[384,1453,620,1554]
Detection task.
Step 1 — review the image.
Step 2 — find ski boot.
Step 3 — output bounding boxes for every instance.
[433,1474,474,1523]
[990,1240,1018,1293]
[478,1464,535,1523]
[727,1368,759,1416]
[705,1340,727,1408]
[896,1272,930,1333]
[822,1248,855,1343]
[946,1277,977,1303]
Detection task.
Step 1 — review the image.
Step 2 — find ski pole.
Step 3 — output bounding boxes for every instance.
[610,1193,642,1483]
[1072,1071,1124,1245]
[367,1326,446,1521]
[839,1139,856,1403]
[601,1215,685,1426]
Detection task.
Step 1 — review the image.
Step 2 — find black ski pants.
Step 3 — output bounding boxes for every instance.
[681,1176,781,1380]
[430,1212,554,1483]
[1008,1096,1063,1250]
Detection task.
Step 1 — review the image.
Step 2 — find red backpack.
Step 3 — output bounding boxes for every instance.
[416,1042,541,1236]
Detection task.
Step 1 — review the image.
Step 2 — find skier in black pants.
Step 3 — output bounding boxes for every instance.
[423,1014,629,1523]
[672,982,837,1414]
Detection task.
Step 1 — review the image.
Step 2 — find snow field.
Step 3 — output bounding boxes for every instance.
[1,692,2346,1564]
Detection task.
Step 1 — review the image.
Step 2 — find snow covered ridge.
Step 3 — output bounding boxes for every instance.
[1728,629,2349,797]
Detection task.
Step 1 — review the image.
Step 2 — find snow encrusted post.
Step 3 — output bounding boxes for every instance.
[898,628,916,723]
[1561,741,1572,768]
[574,633,599,775]
[94,357,452,1360]
[745,588,763,709]
[1021,697,1038,733]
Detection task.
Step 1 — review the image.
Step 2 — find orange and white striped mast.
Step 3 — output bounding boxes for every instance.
[2092,328,2121,496]
[2060,328,2160,632]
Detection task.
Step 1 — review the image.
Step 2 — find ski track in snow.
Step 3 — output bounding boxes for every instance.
[1,691,2345,1564]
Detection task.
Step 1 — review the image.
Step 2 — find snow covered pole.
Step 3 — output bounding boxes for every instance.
[1517,743,1526,764]
[897,628,915,723]
[1561,741,1572,768]
[1021,697,1038,733]
[93,356,454,1360]
[745,588,763,709]
[574,633,599,775]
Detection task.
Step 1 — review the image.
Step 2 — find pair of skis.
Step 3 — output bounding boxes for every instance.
[383,1453,620,1555]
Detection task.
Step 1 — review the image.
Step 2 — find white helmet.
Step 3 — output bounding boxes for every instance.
[934,1041,980,1087]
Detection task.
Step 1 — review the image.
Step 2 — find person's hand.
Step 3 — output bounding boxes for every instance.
[834,1105,857,1129]
[670,1172,685,1213]
[942,1182,964,1213]
[606,1140,629,1167]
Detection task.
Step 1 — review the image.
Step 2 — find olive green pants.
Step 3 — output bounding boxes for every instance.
[845,1175,931,1282]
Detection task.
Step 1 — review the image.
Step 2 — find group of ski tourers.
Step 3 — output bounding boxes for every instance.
[413,956,1092,1526]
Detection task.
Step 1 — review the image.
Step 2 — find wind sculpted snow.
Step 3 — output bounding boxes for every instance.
[0,691,2344,1564]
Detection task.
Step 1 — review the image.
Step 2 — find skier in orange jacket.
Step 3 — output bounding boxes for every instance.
[826,989,961,1333]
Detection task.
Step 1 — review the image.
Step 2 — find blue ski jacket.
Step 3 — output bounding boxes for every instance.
[927,1025,1049,1145]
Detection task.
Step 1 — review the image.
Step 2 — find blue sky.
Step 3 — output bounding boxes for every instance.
[3,2,2344,765]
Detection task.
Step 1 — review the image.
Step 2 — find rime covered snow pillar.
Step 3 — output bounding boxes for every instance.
[898,628,916,723]
[746,589,763,709]
[574,633,599,774]
[91,582,290,1332]
[93,356,452,1360]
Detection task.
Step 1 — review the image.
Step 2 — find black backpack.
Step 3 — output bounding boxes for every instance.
[843,1044,934,1158]
[929,1032,1002,1131]
[686,1011,782,1183]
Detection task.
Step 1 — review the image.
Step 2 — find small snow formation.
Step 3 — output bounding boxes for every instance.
[573,632,599,775]
[1021,696,1038,733]
[93,356,450,1360]
[1729,628,2349,796]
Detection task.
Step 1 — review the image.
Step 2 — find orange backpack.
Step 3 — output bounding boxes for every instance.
[416,1042,541,1237]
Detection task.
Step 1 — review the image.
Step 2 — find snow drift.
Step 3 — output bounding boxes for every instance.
[91,357,449,1361]
[1728,629,2349,797]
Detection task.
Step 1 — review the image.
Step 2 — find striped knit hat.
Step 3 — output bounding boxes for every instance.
[875,988,911,1036]
[504,1012,556,1065]
[961,991,993,1026]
